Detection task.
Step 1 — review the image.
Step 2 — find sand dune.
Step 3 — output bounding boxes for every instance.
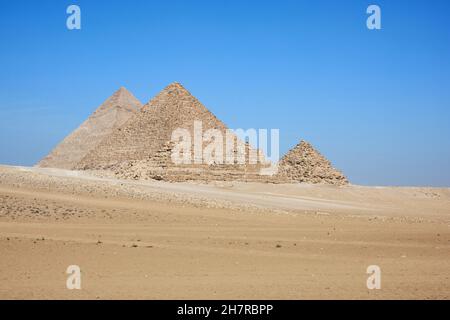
[0,165,449,299]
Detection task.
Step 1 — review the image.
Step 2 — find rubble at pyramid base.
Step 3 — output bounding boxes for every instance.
[110,161,279,183]
[84,155,348,186]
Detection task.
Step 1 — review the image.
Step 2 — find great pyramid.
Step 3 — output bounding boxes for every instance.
[276,140,348,185]
[76,82,268,181]
[37,87,142,169]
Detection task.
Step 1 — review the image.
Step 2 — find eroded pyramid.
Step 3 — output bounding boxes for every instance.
[276,140,348,185]
[37,87,142,169]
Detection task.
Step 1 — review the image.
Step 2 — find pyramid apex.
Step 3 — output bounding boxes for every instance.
[164,82,187,91]
[149,82,193,101]
[115,86,141,103]
[93,87,142,115]
[296,139,312,148]
[115,86,132,95]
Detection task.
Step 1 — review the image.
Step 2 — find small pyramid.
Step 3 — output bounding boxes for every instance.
[37,87,142,169]
[277,140,348,185]
[76,82,267,180]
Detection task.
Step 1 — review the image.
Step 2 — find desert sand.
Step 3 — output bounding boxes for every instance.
[0,164,449,299]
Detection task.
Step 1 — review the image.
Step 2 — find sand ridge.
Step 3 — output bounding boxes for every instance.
[0,165,449,299]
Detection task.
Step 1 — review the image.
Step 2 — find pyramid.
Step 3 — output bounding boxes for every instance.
[37,87,142,169]
[76,82,267,181]
[276,140,348,185]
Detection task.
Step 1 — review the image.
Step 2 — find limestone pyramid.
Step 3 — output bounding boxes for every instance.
[76,82,267,181]
[276,140,348,185]
[37,87,142,169]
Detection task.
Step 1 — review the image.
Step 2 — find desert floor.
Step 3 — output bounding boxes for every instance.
[0,165,449,299]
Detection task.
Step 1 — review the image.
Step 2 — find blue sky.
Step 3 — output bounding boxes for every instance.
[0,0,449,186]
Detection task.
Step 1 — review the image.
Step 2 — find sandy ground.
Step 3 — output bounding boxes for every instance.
[0,165,449,299]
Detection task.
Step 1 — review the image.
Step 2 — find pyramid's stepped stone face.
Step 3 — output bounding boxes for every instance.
[112,164,281,182]
[37,87,142,169]
[276,140,348,185]
[76,83,267,172]
[112,149,272,182]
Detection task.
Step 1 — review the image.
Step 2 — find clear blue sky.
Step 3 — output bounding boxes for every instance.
[0,0,449,186]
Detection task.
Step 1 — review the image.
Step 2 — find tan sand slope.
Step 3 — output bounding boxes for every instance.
[37,87,142,169]
[0,165,449,299]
